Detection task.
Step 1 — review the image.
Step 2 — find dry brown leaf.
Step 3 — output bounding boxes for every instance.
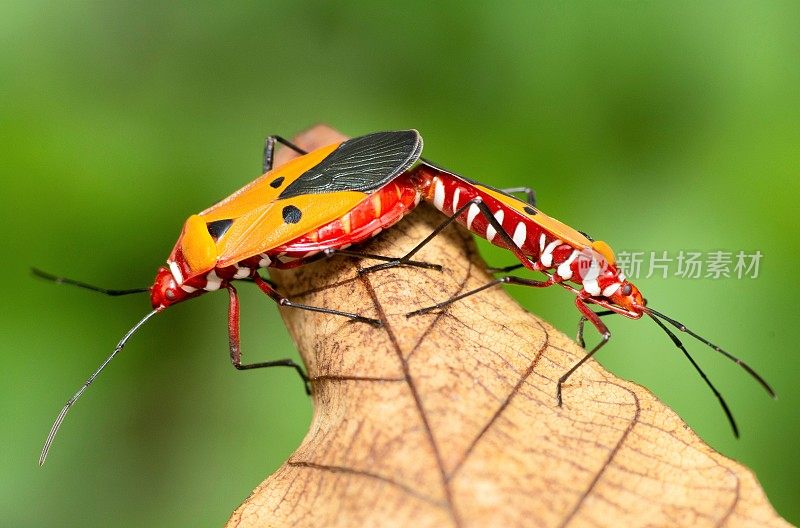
[226,126,789,528]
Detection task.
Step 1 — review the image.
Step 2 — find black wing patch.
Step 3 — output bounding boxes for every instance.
[278,130,422,199]
[282,205,302,224]
[206,218,233,240]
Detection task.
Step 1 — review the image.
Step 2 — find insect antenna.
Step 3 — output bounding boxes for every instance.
[39,308,160,466]
[646,307,776,399]
[647,312,739,438]
[32,267,149,296]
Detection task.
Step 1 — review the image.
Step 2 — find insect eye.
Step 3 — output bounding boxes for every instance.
[165,289,176,301]
[621,283,632,296]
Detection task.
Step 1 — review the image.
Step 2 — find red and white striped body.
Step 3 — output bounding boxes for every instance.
[408,163,635,304]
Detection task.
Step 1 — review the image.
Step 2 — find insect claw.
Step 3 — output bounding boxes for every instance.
[406,306,438,318]
[359,317,383,327]
[342,313,382,327]
[402,260,443,271]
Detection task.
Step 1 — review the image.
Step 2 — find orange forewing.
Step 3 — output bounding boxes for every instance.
[477,184,617,263]
[186,140,375,267]
[178,132,423,272]
[214,190,366,268]
[200,142,341,221]
[476,184,594,251]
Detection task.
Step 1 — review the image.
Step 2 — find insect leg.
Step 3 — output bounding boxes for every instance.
[323,248,442,271]
[362,197,534,275]
[252,274,382,327]
[557,296,611,406]
[407,275,554,317]
[227,284,311,394]
[263,135,308,173]
[576,310,615,348]
[486,263,526,273]
[500,186,536,207]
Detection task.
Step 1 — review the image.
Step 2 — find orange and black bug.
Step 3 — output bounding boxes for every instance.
[38,129,774,464]
[37,130,436,464]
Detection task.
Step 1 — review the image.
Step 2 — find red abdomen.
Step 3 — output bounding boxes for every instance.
[408,164,544,262]
[266,173,421,268]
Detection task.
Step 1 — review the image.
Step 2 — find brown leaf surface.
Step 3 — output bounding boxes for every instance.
[226,126,789,528]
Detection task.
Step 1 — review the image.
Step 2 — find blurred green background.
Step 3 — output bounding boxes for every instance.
[2,1,798,526]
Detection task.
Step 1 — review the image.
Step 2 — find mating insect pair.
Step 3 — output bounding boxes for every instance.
[37,130,775,465]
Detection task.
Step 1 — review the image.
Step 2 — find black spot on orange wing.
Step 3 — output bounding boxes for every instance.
[282,205,302,224]
[524,206,537,215]
[278,130,422,199]
[270,176,285,188]
[207,218,234,240]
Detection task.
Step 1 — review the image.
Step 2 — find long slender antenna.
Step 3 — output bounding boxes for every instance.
[646,307,776,399]
[647,313,739,437]
[39,309,160,466]
[32,267,149,296]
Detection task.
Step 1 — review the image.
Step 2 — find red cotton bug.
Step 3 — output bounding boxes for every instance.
[37,129,774,465]
[387,159,776,437]
[37,130,438,465]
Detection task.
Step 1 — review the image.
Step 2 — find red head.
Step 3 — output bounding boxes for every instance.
[607,280,646,316]
[577,241,645,318]
[149,266,204,309]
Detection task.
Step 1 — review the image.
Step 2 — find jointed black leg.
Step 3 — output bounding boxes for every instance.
[576,310,615,348]
[500,186,537,207]
[323,248,442,271]
[408,275,554,317]
[407,279,503,317]
[253,274,382,327]
[263,135,308,173]
[557,297,612,406]
[227,284,311,394]
[361,197,535,276]
[235,358,311,394]
[487,263,525,273]
[278,298,382,326]
[237,275,277,288]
